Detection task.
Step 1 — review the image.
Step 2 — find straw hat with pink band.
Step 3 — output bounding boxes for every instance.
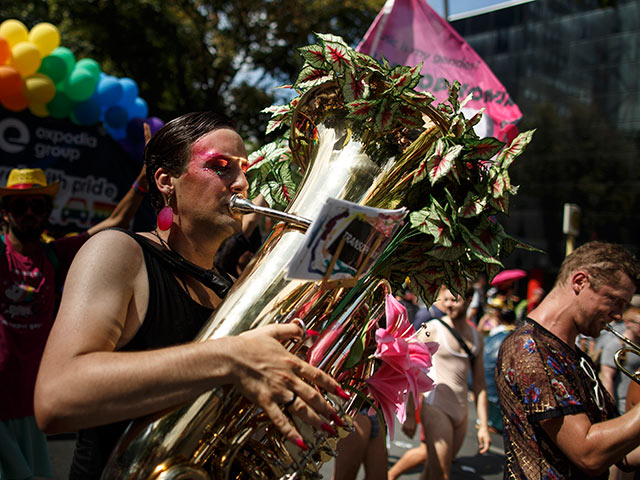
[0,168,60,198]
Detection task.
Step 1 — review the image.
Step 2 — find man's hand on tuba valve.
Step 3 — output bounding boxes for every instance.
[232,323,347,447]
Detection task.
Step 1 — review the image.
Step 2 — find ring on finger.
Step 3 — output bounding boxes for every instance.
[283,392,297,408]
[291,318,307,338]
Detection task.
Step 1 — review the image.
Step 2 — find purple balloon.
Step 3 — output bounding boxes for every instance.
[146,116,164,134]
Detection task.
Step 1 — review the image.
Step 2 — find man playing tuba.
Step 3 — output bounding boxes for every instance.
[34,111,347,479]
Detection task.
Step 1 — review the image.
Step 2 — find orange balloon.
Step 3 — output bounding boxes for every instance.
[1,90,29,112]
[0,65,23,99]
[0,36,10,64]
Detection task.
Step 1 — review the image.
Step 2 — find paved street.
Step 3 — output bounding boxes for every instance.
[47,399,505,479]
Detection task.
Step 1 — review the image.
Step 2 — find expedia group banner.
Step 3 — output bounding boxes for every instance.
[0,107,154,234]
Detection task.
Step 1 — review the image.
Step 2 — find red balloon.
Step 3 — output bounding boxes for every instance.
[0,35,10,64]
[0,64,22,99]
[1,90,28,111]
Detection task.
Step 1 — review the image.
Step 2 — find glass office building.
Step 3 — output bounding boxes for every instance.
[450,0,640,270]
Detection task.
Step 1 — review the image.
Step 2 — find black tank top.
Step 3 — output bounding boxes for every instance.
[69,237,214,479]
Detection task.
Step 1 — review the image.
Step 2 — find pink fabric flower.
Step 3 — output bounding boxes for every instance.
[366,294,438,438]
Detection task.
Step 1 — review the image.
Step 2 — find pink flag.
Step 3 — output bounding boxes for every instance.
[357,0,522,141]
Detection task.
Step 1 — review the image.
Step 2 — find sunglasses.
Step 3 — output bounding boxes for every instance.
[580,356,605,411]
[5,197,50,216]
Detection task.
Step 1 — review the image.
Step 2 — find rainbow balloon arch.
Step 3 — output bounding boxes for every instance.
[0,18,162,147]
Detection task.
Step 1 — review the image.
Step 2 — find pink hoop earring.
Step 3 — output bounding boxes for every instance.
[157,194,173,231]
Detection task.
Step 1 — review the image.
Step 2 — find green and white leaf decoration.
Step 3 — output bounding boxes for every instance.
[249,32,536,302]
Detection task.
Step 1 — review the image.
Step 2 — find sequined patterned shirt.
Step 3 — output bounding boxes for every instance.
[496,319,618,479]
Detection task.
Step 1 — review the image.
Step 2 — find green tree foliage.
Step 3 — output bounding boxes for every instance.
[2,0,384,143]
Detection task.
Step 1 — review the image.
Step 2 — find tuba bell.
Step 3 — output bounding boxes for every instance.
[101,79,449,480]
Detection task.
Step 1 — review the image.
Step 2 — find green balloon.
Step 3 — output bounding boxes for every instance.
[76,58,100,77]
[50,46,75,78]
[47,91,74,118]
[64,66,99,102]
[38,54,67,84]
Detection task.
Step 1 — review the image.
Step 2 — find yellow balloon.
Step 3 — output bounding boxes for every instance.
[11,41,41,76]
[28,101,49,118]
[28,22,60,56]
[23,73,55,104]
[0,20,28,47]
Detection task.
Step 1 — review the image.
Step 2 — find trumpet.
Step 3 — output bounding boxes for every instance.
[603,324,640,385]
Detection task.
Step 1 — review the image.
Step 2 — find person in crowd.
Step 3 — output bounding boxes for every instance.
[467,273,488,325]
[514,286,544,322]
[389,286,491,480]
[412,290,445,331]
[34,111,346,479]
[482,307,516,432]
[600,299,640,413]
[496,241,640,478]
[0,165,147,480]
[477,296,505,334]
[397,287,420,327]
[332,411,386,480]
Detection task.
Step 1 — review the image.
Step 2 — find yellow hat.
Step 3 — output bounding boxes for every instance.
[0,168,60,198]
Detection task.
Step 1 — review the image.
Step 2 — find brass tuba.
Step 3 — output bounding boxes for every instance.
[101,82,448,480]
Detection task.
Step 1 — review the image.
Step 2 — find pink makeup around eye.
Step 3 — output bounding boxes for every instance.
[199,152,229,168]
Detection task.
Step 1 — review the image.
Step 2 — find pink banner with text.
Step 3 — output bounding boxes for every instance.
[357,0,522,141]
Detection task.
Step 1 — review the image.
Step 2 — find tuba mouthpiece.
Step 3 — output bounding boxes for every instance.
[228,194,312,230]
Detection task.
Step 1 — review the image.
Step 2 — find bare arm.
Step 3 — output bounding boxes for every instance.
[401,393,418,438]
[87,165,147,236]
[600,364,617,400]
[34,230,342,443]
[541,404,640,476]
[471,335,491,454]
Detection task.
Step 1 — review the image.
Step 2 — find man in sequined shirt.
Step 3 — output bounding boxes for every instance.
[496,242,640,479]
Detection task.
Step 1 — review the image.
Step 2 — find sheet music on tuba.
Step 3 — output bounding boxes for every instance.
[286,197,406,282]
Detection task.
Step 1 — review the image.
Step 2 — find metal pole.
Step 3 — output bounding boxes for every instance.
[443,0,449,20]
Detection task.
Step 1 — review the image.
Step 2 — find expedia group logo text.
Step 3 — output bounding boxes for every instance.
[0,117,99,162]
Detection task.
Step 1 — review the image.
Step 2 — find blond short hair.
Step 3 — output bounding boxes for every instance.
[555,242,640,290]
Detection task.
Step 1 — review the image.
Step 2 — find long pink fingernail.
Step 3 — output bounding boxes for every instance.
[321,422,337,435]
[295,437,308,450]
[306,329,320,336]
[330,413,345,427]
[335,386,351,400]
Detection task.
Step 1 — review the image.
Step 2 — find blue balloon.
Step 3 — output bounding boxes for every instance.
[105,124,127,140]
[73,99,101,125]
[119,78,139,105]
[126,97,148,120]
[105,105,128,129]
[95,75,123,108]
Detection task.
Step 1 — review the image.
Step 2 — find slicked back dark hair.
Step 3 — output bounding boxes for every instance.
[144,111,237,212]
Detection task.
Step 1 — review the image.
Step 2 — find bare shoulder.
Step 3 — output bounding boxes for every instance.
[73,229,145,274]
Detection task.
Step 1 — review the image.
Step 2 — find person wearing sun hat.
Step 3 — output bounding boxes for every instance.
[0,166,147,480]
